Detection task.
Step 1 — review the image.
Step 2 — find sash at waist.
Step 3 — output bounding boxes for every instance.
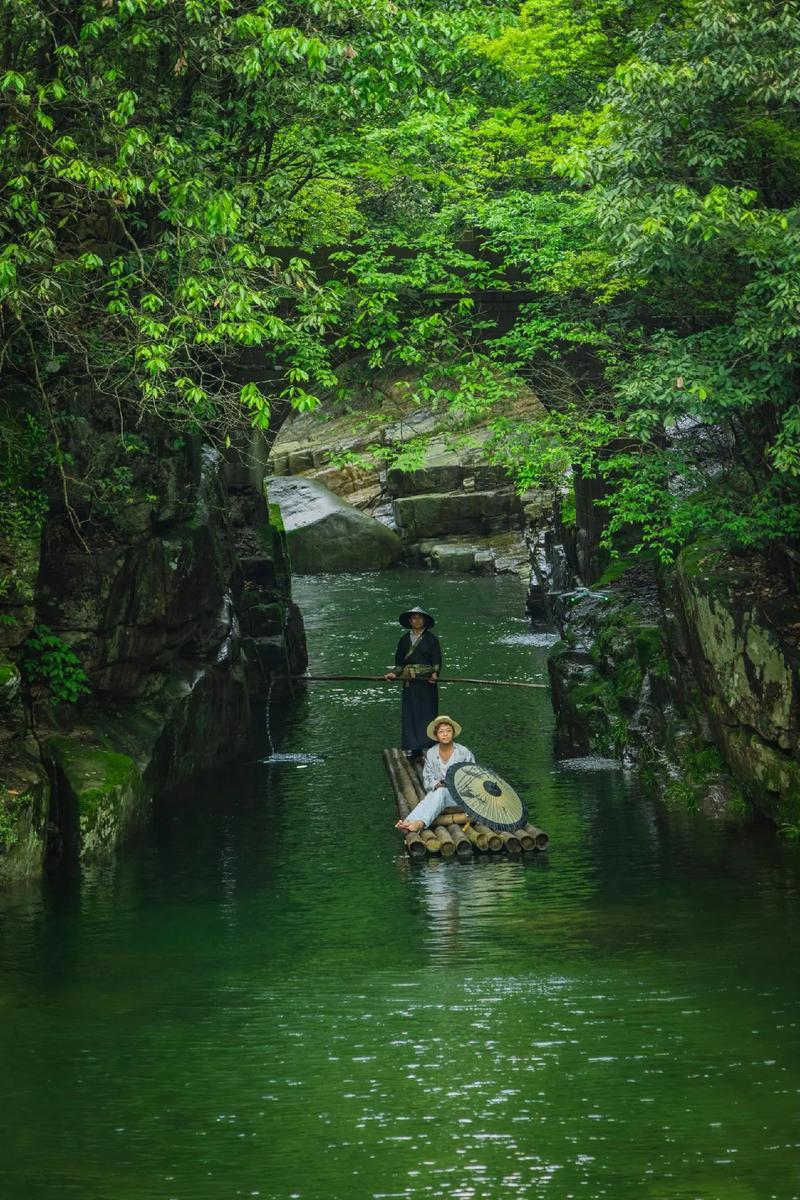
[400,664,437,681]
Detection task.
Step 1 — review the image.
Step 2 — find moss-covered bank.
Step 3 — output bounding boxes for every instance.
[545,539,798,828]
[1,432,307,886]
[672,542,800,829]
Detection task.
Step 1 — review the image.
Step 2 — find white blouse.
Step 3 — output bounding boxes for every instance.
[422,741,475,792]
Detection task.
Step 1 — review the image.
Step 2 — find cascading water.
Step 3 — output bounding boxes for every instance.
[261,675,321,765]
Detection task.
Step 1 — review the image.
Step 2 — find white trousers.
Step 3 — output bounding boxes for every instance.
[405,787,451,828]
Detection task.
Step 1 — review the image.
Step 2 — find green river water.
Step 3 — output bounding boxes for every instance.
[2,570,799,1200]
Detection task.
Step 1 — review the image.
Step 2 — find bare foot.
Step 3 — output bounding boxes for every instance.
[395,819,425,832]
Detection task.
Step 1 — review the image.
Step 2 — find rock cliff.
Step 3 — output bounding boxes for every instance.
[0,432,307,885]
[672,543,799,825]
[540,493,800,829]
[268,375,539,576]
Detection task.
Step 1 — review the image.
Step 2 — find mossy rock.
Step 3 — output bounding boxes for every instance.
[0,657,25,754]
[634,625,667,671]
[0,781,39,856]
[0,526,40,652]
[259,502,292,597]
[240,600,284,638]
[676,539,796,753]
[45,736,147,862]
[0,748,50,885]
[268,503,285,534]
[609,657,644,706]
[568,676,610,711]
[661,743,742,818]
[0,659,20,690]
[266,475,401,572]
[557,672,629,757]
[676,539,727,585]
[0,657,22,716]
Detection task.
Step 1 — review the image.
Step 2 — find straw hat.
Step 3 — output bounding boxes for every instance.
[427,714,462,739]
[399,605,435,629]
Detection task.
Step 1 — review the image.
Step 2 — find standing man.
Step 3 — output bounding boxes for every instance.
[384,606,441,759]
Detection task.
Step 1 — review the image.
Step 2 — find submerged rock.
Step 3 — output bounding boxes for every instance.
[266,476,401,573]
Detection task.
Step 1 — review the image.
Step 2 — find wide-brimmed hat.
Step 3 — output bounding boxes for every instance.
[399,606,435,629]
[427,714,462,739]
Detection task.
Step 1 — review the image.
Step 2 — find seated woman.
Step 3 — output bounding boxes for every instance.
[395,714,475,832]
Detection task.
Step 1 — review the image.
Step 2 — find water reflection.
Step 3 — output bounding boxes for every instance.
[1,570,799,1200]
[410,857,549,964]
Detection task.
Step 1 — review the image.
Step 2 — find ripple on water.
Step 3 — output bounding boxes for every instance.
[499,630,560,648]
[557,755,624,771]
[259,752,324,764]
[2,569,800,1200]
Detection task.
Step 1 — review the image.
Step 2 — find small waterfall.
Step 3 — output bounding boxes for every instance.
[261,676,321,765]
[264,677,275,758]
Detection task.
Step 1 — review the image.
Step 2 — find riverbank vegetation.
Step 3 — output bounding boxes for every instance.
[2,0,799,574]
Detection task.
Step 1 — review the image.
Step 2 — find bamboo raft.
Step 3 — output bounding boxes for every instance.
[383,748,550,859]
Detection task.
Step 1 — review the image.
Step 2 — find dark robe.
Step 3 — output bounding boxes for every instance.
[394,629,442,752]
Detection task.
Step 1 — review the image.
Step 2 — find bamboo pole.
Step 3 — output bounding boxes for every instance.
[474,824,503,852]
[386,756,427,857]
[439,806,468,824]
[408,758,425,791]
[277,674,548,690]
[522,823,550,850]
[393,753,424,814]
[394,753,425,806]
[517,829,536,851]
[433,823,456,858]
[447,822,474,859]
[499,830,522,854]
[382,749,411,820]
[390,751,445,858]
[404,831,427,857]
[419,827,442,855]
[462,823,489,852]
[385,752,427,862]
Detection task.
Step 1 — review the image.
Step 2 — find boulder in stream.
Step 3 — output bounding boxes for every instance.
[265,476,401,573]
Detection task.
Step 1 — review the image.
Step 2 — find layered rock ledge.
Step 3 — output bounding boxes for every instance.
[267,378,541,577]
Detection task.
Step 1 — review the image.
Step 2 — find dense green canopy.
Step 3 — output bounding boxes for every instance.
[475,0,800,561]
[2,0,799,564]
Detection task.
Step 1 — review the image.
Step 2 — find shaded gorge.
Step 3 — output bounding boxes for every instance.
[1,571,799,1200]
